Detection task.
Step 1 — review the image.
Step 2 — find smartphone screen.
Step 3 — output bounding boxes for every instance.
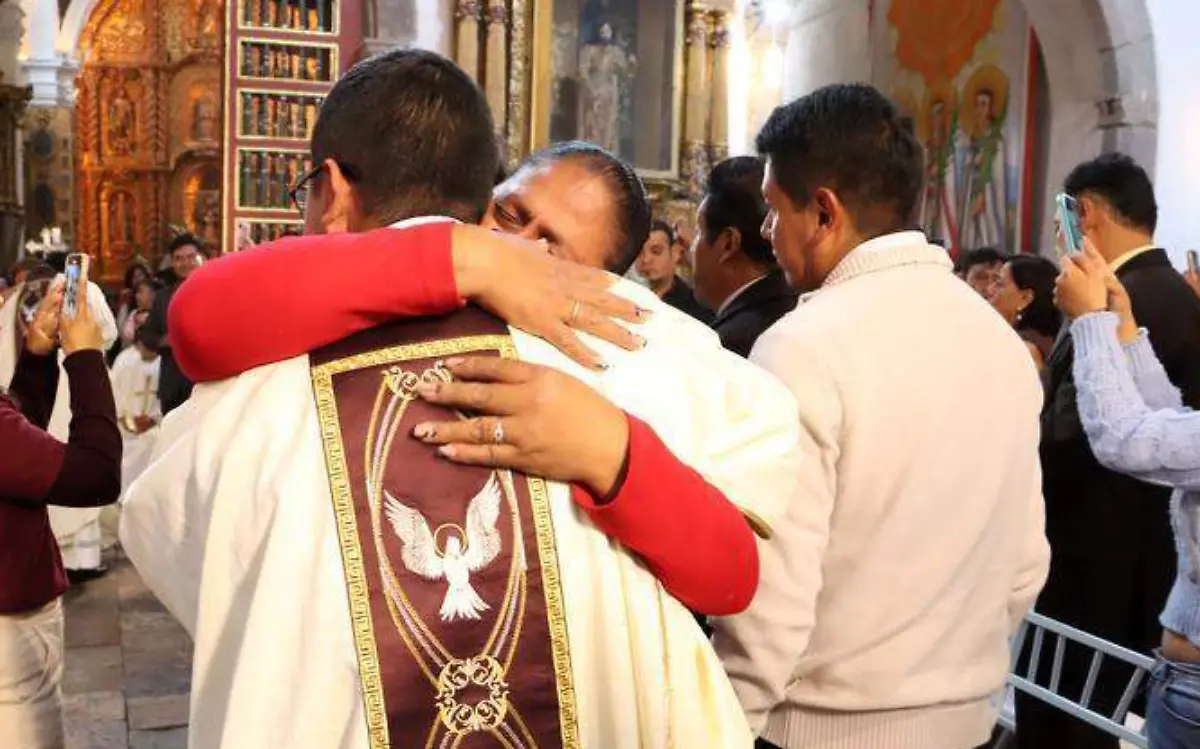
[63,254,86,318]
[1056,193,1084,255]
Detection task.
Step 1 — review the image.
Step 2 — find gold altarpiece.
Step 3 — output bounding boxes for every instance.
[451,0,732,225]
[76,0,223,283]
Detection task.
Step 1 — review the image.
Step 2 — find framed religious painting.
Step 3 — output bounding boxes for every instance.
[530,0,686,180]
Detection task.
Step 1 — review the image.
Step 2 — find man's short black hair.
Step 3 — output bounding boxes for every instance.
[955,246,1008,275]
[648,220,674,244]
[1063,152,1157,234]
[523,141,650,274]
[755,83,923,237]
[168,233,200,255]
[702,156,773,266]
[311,48,497,225]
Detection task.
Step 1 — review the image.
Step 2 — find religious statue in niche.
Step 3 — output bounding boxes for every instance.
[182,164,221,250]
[108,80,136,155]
[957,64,1008,251]
[109,190,136,246]
[543,0,682,175]
[578,22,636,155]
[191,90,219,143]
[915,82,960,254]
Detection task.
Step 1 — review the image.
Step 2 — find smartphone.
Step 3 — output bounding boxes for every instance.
[1188,250,1198,275]
[1055,193,1084,255]
[63,253,89,318]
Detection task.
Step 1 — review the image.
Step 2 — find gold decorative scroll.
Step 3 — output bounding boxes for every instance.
[708,9,730,167]
[485,1,509,146]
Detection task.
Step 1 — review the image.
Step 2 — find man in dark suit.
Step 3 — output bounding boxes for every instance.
[140,234,204,415]
[1017,153,1200,749]
[689,156,798,357]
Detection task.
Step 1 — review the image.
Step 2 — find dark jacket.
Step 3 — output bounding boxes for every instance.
[141,280,193,415]
[662,277,714,325]
[710,271,799,358]
[1039,248,1200,646]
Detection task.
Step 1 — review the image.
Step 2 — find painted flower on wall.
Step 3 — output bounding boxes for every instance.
[887,0,1001,85]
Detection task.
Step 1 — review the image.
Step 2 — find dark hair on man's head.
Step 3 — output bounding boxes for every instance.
[18,261,55,284]
[168,234,200,255]
[311,48,498,225]
[954,246,1008,275]
[1063,152,1157,234]
[649,220,674,244]
[703,156,773,266]
[523,141,650,274]
[755,83,924,237]
[1007,254,1062,338]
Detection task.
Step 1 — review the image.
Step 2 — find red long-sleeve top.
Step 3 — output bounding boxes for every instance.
[0,349,122,614]
[168,225,757,615]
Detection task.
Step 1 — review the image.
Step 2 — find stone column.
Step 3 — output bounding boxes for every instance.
[681,2,711,198]
[0,82,31,270]
[484,0,508,146]
[708,9,730,168]
[454,0,482,83]
[18,0,64,106]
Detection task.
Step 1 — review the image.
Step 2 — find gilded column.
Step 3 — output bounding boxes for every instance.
[484,1,509,147]
[708,10,730,168]
[454,1,483,83]
[505,0,530,167]
[681,3,711,198]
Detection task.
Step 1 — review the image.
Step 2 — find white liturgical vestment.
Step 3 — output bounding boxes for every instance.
[109,346,162,492]
[121,236,803,749]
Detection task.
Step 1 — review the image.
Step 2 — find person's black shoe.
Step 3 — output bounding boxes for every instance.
[67,566,108,585]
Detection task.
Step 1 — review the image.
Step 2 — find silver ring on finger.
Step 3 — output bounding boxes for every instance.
[491,419,505,445]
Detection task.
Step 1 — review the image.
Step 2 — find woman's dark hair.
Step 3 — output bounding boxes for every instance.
[1007,254,1062,338]
[124,262,152,290]
[522,141,651,275]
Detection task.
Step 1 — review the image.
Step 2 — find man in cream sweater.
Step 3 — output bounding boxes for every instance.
[712,84,1050,749]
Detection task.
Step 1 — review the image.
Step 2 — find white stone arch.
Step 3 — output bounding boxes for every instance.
[57,0,102,61]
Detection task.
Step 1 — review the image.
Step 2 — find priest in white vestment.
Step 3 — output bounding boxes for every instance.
[109,335,161,493]
[0,278,119,572]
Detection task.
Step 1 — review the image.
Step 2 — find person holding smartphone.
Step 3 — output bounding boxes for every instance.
[0,279,121,749]
[1054,242,1200,749]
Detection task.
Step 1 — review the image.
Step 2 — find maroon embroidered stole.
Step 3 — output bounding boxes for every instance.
[310,308,577,749]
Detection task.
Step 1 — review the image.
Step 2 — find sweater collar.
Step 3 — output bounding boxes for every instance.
[820,231,952,290]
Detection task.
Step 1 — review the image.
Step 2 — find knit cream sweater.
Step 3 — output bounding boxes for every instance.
[712,232,1050,749]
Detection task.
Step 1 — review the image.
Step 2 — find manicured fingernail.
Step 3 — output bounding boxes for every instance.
[415,381,438,397]
[636,307,652,319]
[413,424,434,440]
[635,335,647,349]
[438,445,456,458]
[596,361,610,371]
[444,357,466,367]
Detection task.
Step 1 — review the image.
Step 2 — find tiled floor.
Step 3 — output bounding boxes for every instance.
[61,552,191,749]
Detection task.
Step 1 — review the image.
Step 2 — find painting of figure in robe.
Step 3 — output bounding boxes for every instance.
[914,82,961,254]
[543,0,682,176]
[957,64,1009,251]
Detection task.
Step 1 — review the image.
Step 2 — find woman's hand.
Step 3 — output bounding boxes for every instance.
[25,281,63,356]
[411,356,630,496]
[1054,240,1111,319]
[450,225,649,371]
[1104,273,1140,344]
[59,279,104,355]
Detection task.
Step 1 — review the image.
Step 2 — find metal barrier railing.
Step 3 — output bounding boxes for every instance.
[997,612,1155,748]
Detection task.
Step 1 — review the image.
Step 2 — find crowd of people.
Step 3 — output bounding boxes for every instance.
[1,47,1199,749]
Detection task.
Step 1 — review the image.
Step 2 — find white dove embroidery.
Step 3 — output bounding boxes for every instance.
[384,472,503,622]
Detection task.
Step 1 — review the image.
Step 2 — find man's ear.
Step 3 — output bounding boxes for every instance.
[716,226,743,264]
[321,159,357,233]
